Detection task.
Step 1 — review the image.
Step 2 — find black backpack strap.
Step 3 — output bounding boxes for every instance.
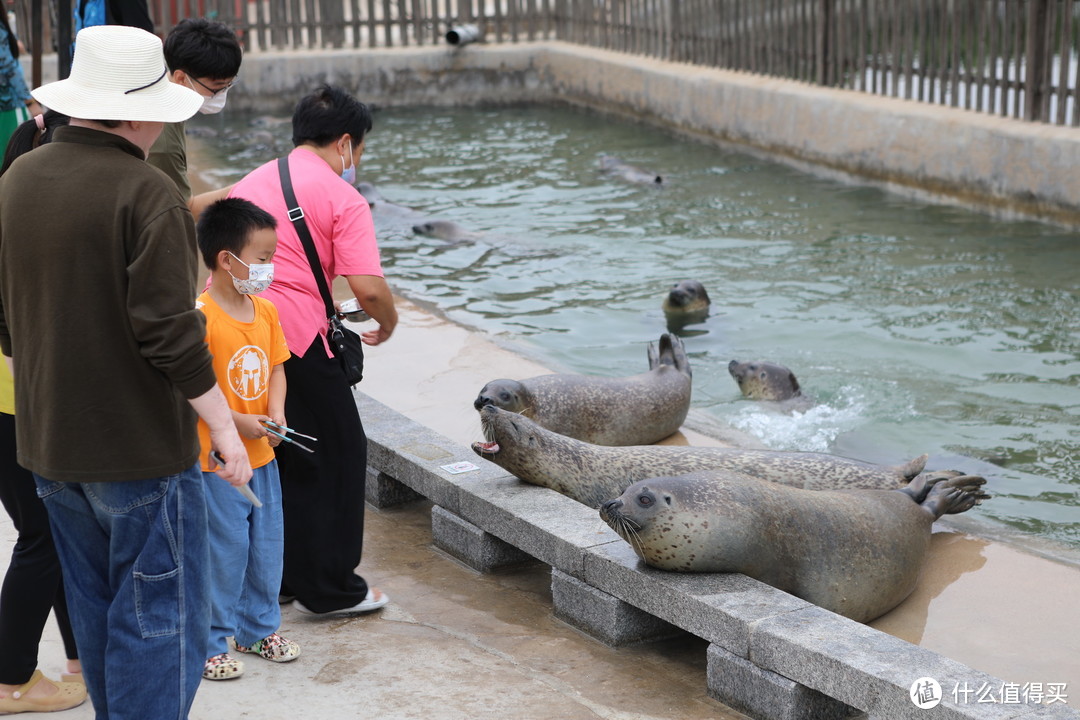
[277,156,336,320]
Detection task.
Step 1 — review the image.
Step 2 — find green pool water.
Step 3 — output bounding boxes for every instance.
[194,104,1079,553]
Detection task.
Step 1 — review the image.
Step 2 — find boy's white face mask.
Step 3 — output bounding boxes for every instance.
[228,253,274,295]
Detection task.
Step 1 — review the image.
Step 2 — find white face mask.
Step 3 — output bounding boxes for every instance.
[198,88,229,115]
[228,253,273,295]
[186,76,230,115]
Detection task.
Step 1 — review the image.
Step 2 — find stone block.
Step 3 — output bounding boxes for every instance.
[365,468,424,508]
[551,569,681,647]
[707,643,856,720]
[751,606,1042,719]
[359,392,512,513]
[455,476,621,577]
[430,505,534,572]
[581,540,810,657]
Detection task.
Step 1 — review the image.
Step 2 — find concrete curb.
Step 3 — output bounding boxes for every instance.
[357,390,1078,720]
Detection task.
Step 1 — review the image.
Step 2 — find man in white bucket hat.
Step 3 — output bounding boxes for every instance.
[0,24,252,719]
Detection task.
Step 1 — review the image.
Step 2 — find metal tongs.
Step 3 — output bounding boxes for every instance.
[260,420,318,453]
[210,450,263,508]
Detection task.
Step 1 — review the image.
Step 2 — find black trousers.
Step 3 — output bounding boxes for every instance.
[277,340,370,613]
[0,413,77,684]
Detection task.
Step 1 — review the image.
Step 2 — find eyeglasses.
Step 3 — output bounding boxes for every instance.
[189,76,237,96]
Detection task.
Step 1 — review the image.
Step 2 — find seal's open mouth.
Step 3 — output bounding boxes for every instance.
[471,440,500,456]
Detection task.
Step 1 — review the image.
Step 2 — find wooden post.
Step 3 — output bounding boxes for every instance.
[30,0,42,86]
[1023,0,1049,121]
[56,0,72,79]
[816,0,832,85]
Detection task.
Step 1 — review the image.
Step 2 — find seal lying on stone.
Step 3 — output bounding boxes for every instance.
[599,471,989,622]
[472,405,938,508]
[728,359,803,402]
[597,154,663,186]
[473,334,691,446]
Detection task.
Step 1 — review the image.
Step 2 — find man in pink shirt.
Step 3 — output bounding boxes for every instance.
[229,84,397,616]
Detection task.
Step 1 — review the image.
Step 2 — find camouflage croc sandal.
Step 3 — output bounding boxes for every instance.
[235,633,301,663]
[203,653,244,680]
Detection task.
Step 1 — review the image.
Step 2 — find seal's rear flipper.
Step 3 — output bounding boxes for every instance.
[921,474,990,519]
[649,333,692,378]
[892,453,928,483]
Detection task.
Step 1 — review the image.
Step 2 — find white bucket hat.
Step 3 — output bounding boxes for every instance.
[32,25,203,123]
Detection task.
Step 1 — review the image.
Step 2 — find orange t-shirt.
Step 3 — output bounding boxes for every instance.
[196,292,291,471]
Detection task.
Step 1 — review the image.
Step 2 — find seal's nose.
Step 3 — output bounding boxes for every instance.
[474,395,491,411]
[599,499,623,519]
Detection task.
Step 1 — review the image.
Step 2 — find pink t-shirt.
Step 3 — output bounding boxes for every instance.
[229,148,384,358]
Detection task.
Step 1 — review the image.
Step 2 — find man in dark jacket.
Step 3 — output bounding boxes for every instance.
[0,25,251,718]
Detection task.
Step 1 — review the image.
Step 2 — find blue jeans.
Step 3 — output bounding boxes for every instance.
[35,465,209,720]
[203,460,283,656]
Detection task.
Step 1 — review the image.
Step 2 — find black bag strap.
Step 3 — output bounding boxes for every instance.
[277,156,337,321]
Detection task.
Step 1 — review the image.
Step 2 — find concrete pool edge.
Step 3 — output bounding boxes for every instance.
[184,40,1080,228]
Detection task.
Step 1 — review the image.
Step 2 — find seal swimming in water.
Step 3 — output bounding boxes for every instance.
[599,471,989,622]
[472,405,940,508]
[357,183,476,243]
[662,280,710,317]
[662,280,710,331]
[728,359,803,402]
[473,334,691,446]
[357,182,427,225]
[412,219,481,243]
[597,154,663,186]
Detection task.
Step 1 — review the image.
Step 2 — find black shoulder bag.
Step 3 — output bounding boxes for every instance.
[277,157,365,386]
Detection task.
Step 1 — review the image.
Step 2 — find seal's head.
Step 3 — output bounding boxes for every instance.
[600,483,668,551]
[662,280,711,314]
[599,474,750,572]
[356,182,381,208]
[728,359,801,401]
[471,405,566,466]
[473,379,530,414]
[412,219,473,242]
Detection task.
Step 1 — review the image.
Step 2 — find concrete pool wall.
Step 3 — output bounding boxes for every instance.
[211,41,1080,228]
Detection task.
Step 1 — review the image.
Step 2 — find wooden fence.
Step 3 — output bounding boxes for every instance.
[14,0,1079,125]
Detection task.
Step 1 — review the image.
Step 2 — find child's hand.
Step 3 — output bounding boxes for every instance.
[265,413,286,448]
[235,413,271,440]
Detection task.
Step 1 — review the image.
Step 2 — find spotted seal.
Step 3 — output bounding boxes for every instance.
[599,471,989,622]
[662,280,710,317]
[728,359,804,402]
[474,334,691,446]
[597,154,663,186]
[412,219,481,243]
[472,405,938,508]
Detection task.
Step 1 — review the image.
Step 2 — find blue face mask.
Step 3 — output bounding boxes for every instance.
[340,139,356,185]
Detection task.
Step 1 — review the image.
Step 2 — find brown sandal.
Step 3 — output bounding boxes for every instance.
[0,669,87,714]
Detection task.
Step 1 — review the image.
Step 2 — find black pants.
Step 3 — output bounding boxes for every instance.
[278,340,370,613]
[0,413,77,684]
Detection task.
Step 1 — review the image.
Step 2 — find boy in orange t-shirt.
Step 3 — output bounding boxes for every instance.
[195,198,298,680]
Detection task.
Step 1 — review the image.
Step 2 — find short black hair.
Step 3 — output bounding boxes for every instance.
[164,18,242,80]
[291,84,373,148]
[196,198,277,270]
